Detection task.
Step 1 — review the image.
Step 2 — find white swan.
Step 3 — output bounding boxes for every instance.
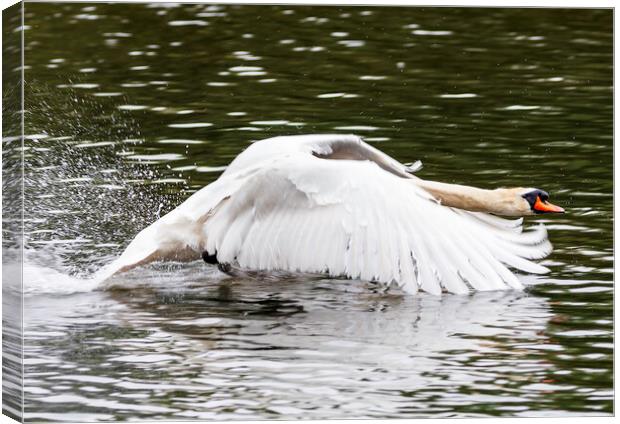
[99,134,564,295]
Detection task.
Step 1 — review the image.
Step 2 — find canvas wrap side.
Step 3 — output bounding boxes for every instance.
[2,1,25,421]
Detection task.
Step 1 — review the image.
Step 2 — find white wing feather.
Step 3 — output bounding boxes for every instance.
[201,153,550,295]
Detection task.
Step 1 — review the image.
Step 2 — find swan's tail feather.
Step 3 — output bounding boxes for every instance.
[94,243,202,284]
[95,176,242,284]
[92,247,159,284]
[94,216,204,284]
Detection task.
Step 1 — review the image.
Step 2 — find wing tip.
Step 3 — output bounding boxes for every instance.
[405,160,423,173]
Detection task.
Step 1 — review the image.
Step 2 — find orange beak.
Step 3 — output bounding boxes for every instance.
[534,197,565,214]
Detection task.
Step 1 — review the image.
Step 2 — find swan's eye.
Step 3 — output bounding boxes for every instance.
[521,190,539,208]
[538,191,549,202]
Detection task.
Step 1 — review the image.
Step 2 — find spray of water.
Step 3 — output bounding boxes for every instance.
[18,82,186,294]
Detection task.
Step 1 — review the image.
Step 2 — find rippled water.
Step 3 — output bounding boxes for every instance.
[7,3,614,420]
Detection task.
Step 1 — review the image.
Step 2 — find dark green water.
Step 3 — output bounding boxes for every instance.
[13,2,614,420]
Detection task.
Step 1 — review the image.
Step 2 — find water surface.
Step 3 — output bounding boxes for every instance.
[12,3,614,420]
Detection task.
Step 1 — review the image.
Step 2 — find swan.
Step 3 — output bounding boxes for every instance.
[99,134,564,295]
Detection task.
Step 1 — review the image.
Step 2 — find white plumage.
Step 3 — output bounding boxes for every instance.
[101,134,553,295]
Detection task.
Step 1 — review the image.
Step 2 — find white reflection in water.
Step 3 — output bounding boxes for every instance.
[22,261,560,420]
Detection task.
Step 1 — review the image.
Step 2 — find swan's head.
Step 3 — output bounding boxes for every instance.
[520,188,565,216]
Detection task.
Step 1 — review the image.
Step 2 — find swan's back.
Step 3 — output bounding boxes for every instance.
[224,134,416,178]
[223,134,360,175]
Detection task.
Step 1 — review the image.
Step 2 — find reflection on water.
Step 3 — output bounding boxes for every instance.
[22,268,559,420]
[12,2,613,420]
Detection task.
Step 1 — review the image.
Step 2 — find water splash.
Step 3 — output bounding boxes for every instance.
[21,83,186,293]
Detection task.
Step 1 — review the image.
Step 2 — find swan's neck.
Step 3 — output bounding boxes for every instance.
[414,180,527,216]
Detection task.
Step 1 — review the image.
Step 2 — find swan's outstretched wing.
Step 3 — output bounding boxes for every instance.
[203,154,551,295]
[224,134,420,179]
